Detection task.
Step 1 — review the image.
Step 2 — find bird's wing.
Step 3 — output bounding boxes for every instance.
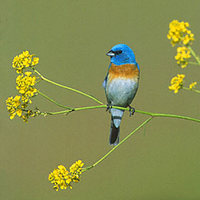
[102,63,111,89]
[102,73,108,89]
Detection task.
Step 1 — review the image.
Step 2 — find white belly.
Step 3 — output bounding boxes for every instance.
[106,78,138,106]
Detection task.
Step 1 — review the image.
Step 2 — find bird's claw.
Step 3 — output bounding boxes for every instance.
[128,105,135,116]
[106,104,112,112]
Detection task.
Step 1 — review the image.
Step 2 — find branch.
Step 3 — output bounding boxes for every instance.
[84,117,152,171]
[39,105,200,123]
[38,90,73,109]
[188,61,200,66]
[188,46,200,65]
[183,87,200,94]
[33,68,103,105]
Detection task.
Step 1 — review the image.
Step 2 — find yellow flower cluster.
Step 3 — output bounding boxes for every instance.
[175,47,191,68]
[6,96,22,119]
[16,72,38,103]
[6,51,39,122]
[167,20,199,94]
[12,51,39,74]
[6,95,36,121]
[48,160,84,191]
[189,81,197,89]
[167,20,194,46]
[169,74,185,93]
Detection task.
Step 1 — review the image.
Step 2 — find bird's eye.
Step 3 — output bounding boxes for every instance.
[115,50,122,55]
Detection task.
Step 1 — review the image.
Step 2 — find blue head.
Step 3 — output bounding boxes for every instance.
[106,44,137,66]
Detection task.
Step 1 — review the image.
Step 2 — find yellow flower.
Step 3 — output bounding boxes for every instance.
[167,20,194,46]
[175,46,191,68]
[6,95,37,122]
[48,160,84,191]
[21,109,37,122]
[23,50,30,57]
[189,81,197,89]
[169,74,185,93]
[12,51,39,73]
[16,72,38,103]
[6,96,22,119]
[32,57,39,66]
[7,51,39,122]
[70,160,84,174]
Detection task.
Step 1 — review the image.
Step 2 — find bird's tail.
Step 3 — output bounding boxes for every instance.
[109,108,124,145]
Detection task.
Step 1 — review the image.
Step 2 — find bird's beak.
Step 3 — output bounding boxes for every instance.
[106,50,115,57]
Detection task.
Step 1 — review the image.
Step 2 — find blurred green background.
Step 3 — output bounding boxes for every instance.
[1,0,200,199]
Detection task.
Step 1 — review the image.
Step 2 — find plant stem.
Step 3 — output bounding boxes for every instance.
[38,91,73,109]
[41,105,106,115]
[84,117,152,171]
[83,105,200,171]
[183,87,200,94]
[40,104,200,123]
[33,68,103,105]
[188,61,200,66]
[188,46,200,64]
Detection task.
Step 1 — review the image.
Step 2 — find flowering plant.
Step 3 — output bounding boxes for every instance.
[168,20,200,94]
[6,20,200,191]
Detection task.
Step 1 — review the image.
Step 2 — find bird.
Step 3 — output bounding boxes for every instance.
[103,44,140,145]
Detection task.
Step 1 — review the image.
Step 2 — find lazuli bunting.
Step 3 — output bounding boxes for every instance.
[103,44,140,145]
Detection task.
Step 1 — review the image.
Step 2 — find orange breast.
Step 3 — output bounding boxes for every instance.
[108,63,139,81]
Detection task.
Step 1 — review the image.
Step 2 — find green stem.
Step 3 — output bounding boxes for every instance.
[38,91,73,109]
[82,105,200,171]
[183,87,200,94]
[145,112,200,121]
[40,105,200,123]
[41,105,106,115]
[84,117,152,171]
[33,68,103,105]
[188,61,200,66]
[188,46,200,64]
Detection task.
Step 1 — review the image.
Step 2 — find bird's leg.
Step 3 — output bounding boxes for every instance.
[128,105,135,116]
[106,104,112,112]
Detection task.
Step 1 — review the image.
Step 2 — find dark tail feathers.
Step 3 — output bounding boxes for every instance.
[109,119,120,145]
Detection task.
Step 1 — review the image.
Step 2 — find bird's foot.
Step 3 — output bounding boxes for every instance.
[106,104,112,112]
[128,105,135,116]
